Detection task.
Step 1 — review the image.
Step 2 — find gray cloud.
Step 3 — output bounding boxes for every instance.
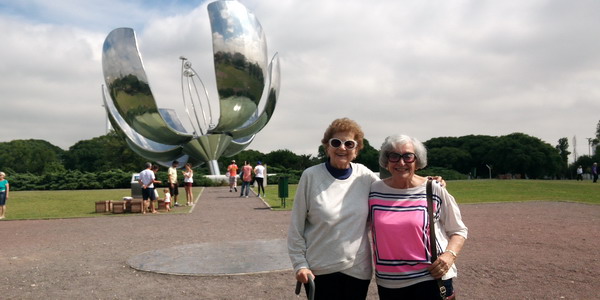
[0,0,598,162]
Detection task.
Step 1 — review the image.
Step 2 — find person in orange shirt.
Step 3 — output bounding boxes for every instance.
[227,160,238,192]
[239,161,253,198]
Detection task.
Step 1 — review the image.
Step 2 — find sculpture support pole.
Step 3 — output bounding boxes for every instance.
[207,160,220,175]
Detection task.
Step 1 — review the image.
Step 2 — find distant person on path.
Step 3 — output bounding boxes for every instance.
[163,188,172,212]
[369,134,467,299]
[168,160,180,206]
[239,161,253,198]
[593,162,598,183]
[0,172,9,219]
[254,161,266,197]
[576,165,583,181]
[182,163,194,206]
[139,162,161,214]
[228,160,238,192]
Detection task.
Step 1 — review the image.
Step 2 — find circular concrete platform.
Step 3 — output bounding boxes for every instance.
[127,239,291,276]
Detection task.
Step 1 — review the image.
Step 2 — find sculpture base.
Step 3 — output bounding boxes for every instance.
[126,239,290,276]
[207,159,220,176]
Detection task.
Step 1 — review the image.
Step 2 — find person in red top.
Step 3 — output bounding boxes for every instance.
[239,161,253,198]
[227,160,238,192]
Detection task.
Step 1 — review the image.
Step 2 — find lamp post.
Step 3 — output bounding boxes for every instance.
[485,164,492,179]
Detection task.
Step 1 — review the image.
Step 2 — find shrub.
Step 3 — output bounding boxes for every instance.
[417,167,469,180]
[6,170,131,191]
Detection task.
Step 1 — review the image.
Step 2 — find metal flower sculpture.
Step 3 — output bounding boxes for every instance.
[101,0,280,175]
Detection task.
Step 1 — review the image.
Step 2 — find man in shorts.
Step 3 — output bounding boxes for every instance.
[139,162,161,214]
[227,160,238,192]
[168,160,180,206]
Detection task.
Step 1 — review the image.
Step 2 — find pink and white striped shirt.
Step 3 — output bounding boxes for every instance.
[369,180,468,289]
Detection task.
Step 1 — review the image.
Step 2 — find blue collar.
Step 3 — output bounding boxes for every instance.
[325,160,352,180]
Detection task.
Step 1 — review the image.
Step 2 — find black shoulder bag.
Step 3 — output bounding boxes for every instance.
[427,179,448,300]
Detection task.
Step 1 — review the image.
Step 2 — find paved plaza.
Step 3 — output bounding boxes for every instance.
[1,187,599,299]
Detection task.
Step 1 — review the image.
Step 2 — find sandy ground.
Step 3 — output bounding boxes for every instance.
[1,187,599,299]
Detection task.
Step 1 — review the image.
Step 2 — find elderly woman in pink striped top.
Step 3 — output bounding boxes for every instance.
[369,134,468,300]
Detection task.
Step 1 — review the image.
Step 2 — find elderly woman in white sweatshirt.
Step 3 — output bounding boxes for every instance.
[288,118,379,299]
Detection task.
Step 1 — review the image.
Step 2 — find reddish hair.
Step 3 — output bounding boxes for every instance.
[321,118,364,151]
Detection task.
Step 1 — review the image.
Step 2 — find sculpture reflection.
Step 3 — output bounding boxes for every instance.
[101,0,280,175]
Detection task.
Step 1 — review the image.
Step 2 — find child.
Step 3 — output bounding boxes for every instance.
[163,188,172,212]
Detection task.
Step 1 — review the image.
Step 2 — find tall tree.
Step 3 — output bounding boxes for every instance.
[0,139,65,174]
[355,139,380,172]
[425,135,497,178]
[427,146,472,173]
[593,120,600,151]
[64,131,146,172]
[556,138,570,165]
[556,137,570,178]
[221,149,265,170]
[265,149,303,169]
[425,134,561,179]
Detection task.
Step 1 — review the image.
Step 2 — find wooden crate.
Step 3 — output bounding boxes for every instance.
[129,200,143,213]
[95,201,110,213]
[112,201,125,214]
[157,200,166,210]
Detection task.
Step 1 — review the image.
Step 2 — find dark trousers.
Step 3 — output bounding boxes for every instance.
[240,181,250,196]
[377,279,453,300]
[141,187,155,201]
[255,177,265,195]
[304,272,370,300]
[594,173,598,183]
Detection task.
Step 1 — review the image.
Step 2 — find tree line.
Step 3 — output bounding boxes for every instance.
[1,124,599,191]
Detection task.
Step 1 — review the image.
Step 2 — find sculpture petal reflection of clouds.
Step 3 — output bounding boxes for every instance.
[101,0,280,175]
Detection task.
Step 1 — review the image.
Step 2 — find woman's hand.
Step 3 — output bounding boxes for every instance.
[427,176,446,187]
[295,268,314,284]
[427,252,455,279]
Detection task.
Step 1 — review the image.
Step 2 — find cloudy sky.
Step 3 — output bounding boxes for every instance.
[1,0,599,162]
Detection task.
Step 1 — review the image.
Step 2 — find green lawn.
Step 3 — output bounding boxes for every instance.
[3,187,204,220]
[444,180,600,204]
[2,181,598,220]
[261,180,600,210]
[260,185,298,211]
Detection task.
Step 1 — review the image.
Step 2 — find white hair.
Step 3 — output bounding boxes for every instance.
[379,134,427,169]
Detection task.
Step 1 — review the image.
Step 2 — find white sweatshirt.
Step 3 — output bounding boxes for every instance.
[287,162,379,279]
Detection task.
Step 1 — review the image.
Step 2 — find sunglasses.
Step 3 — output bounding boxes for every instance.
[387,152,417,163]
[329,138,358,149]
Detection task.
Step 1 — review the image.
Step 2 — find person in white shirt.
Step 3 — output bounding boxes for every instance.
[163,188,171,212]
[139,162,161,214]
[167,160,180,206]
[182,163,194,206]
[253,161,266,197]
[576,165,583,181]
[288,118,379,299]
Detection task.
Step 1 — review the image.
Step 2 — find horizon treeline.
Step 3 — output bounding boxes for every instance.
[0,130,599,191]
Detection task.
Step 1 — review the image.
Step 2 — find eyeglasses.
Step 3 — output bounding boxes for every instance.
[329,138,358,149]
[387,152,417,163]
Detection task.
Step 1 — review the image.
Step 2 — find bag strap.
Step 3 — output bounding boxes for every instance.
[427,179,447,300]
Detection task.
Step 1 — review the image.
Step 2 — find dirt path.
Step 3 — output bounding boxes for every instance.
[1,188,599,299]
